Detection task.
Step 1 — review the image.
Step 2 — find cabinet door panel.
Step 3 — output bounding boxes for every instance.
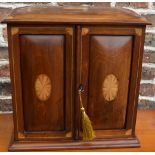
[77,27,142,139]
[11,27,74,140]
[20,35,64,131]
[88,35,132,130]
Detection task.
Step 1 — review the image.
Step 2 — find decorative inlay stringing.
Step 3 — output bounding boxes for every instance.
[102,74,118,102]
[35,74,51,101]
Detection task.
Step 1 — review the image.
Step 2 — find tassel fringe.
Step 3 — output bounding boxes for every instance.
[81,107,96,141]
[78,86,95,141]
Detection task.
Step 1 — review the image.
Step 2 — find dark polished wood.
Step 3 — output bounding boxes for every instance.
[2,6,151,25]
[88,35,132,130]
[77,26,146,141]
[20,34,65,132]
[2,6,150,151]
[7,26,74,142]
[84,29,132,130]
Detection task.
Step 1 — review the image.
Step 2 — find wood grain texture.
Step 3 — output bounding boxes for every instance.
[8,26,74,141]
[77,26,146,143]
[89,35,132,130]
[7,25,146,149]
[2,6,150,25]
[81,29,133,131]
[1,110,155,151]
[20,34,65,132]
[5,6,149,150]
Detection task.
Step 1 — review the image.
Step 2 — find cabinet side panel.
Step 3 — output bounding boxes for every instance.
[20,35,65,132]
[88,36,132,130]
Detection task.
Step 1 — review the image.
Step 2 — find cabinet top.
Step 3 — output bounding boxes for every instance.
[2,5,150,25]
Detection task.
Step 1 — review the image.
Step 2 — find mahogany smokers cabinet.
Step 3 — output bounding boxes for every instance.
[2,6,150,151]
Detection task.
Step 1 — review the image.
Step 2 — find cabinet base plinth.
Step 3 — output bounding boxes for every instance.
[9,137,140,151]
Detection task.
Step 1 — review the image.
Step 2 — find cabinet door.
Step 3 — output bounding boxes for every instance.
[9,27,74,140]
[76,26,144,139]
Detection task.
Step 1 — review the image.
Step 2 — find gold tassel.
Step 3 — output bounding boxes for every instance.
[79,87,95,141]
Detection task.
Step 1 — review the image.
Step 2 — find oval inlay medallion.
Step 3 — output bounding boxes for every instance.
[35,74,51,101]
[102,74,118,102]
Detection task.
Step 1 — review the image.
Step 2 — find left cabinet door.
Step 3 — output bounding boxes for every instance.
[8,26,74,141]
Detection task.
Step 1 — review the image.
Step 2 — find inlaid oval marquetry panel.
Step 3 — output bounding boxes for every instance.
[102,74,118,102]
[35,74,51,101]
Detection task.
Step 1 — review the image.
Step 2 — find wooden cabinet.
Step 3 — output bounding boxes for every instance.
[3,6,150,151]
